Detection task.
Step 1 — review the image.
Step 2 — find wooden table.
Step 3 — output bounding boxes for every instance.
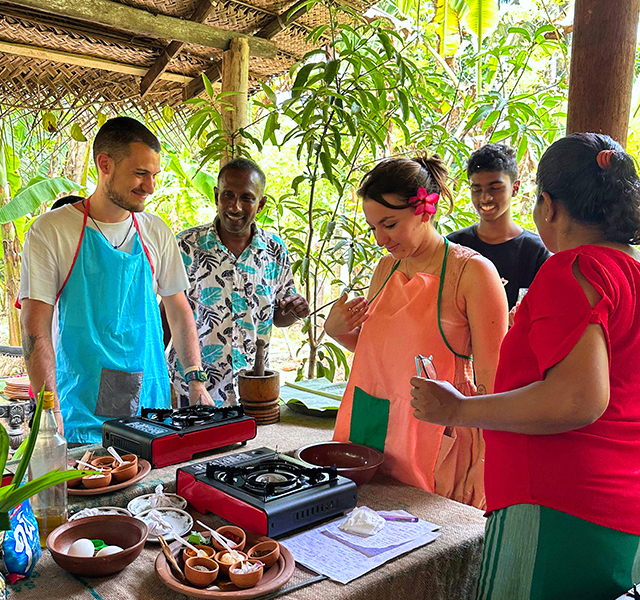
[9,406,486,600]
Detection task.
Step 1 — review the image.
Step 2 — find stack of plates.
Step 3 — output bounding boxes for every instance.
[3,376,30,400]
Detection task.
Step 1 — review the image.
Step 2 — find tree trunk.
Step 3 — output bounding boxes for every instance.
[567,0,640,147]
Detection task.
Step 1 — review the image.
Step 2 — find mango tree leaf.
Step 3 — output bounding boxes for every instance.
[0,176,81,223]
[97,112,107,128]
[42,112,57,133]
[162,105,175,123]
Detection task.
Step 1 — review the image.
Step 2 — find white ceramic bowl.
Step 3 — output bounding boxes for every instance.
[127,493,187,516]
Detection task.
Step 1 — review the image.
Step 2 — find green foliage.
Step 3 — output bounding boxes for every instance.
[0,387,96,529]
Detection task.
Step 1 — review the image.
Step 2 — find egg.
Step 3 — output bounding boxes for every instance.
[67,538,95,557]
[95,545,123,556]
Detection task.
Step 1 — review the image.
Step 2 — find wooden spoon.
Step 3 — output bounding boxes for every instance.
[158,536,186,582]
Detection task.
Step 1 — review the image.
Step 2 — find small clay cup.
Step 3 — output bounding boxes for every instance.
[229,559,264,589]
[182,544,215,563]
[247,540,280,569]
[111,461,137,483]
[119,454,138,469]
[211,526,246,552]
[91,456,116,470]
[214,550,246,576]
[82,470,112,489]
[184,556,219,587]
[67,469,84,489]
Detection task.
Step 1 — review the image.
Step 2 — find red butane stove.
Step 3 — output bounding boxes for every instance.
[102,405,256,468]
[177,447,358,538]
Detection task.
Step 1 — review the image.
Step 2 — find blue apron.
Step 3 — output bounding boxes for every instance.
[55,201,170,444]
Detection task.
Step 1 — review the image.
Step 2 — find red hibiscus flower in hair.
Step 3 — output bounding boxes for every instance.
[408,187,439,218]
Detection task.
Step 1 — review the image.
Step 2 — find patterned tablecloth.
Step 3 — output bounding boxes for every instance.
[9,406,486,600]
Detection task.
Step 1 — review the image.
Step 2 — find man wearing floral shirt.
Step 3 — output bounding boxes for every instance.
[168,158,309,405]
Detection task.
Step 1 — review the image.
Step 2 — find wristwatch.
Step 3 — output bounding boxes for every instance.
[184,369,207,383]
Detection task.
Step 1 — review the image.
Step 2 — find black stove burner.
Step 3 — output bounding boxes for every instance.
[206,457,338,500]
[140,405,245,430]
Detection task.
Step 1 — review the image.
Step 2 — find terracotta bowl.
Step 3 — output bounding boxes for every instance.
[82,470,112,489]
[47,515,148,576]
[67,469,84,489]
[294,441,384,486]
[111,461,137,483]
[214,550,246,576]
[229,559,264,589]
[182,544,215,563]
[247,540,280,569]
[91,456,116,470]
[185,556,219,587]
[211,525,246,552]
[119,454,138,469]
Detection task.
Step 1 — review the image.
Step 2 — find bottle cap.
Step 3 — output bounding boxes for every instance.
[42,391,55,410]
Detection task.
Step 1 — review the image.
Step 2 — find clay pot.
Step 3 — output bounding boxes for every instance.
[111,461,137,483]
[82,470,112,489]
[182,544,215,563]
[119,454,138,469]
[247,540,280,569]
[214,550,246,576]
[229,559,264,589]
[67,469,84,489]
[184,556,219,587]
[91,456,116,470]
[211,526,246,552]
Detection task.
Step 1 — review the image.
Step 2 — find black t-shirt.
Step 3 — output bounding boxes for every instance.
[447,225,551,309]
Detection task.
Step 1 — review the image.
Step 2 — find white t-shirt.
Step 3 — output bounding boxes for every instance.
[20,204,188,305]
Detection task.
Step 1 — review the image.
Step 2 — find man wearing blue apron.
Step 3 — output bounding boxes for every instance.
[19,117,213,444]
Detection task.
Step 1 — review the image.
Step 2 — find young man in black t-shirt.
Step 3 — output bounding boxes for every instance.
[447,144,550,310]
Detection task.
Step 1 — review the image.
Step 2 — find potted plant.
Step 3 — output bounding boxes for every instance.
[0,386,95,594]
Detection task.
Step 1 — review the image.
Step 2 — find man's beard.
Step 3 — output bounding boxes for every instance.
[105,182,144,213]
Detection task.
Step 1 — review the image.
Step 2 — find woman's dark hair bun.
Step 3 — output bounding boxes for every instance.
[536,133,640,244]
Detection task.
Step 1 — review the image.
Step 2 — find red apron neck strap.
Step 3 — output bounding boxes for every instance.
[131,212,155,275]
[55,198,90,302]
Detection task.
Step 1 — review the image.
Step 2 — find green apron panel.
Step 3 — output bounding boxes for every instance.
[349,386,390,453]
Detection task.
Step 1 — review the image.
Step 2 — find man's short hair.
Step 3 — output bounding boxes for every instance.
[93,116,161,164]
[218,157,266,192]
[466,143,518,183]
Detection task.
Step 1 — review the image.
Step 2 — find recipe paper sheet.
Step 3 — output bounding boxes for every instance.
[281,510,441,584]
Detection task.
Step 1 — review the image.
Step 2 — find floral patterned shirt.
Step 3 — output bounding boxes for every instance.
[168,220,295,405]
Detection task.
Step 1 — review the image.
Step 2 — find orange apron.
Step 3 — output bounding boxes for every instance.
[333,248,485,508]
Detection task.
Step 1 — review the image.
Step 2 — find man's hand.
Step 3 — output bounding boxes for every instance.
[280,294,310,318]
[188,380,216,406]
[274,293,309,327]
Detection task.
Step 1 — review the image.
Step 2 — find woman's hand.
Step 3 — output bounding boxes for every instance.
[409,377,464,426]
[324,293,368,338]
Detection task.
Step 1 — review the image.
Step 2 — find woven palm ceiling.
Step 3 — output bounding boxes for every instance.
[0,0,367,113]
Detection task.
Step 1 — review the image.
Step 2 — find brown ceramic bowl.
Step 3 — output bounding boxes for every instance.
[67,469,84,489]
[229,559,264,589]
[211,525,246,552]
[247,540,280,569]
[185,556,219,587]
[47,515,148,576]
[82,470,112,489]
[111,461,137,483]
[91,456,116,470]
[118,454,138,469]
[182,544,215,563]
[214,550,246,576]
[294,441,384,486]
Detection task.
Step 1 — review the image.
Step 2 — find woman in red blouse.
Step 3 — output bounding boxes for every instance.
[410,132,640,600]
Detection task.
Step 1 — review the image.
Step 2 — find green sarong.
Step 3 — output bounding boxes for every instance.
[476,504,640,600]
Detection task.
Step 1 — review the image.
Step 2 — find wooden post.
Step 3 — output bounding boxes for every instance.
[221,38,250,165]
[566,0,640,147]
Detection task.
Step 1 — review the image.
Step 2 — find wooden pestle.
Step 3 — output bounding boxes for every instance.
[252,339,266,376]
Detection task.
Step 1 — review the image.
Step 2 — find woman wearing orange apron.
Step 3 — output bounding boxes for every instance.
[327,156,508,509]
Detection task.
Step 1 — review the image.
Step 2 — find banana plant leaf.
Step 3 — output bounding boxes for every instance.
[462,0,500,42]
[0,176,81,224]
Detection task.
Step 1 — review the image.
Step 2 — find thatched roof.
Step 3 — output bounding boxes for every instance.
[0,0,367,114]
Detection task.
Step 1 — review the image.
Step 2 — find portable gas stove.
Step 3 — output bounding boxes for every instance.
[177,447,358,537]
[102,405,256,468]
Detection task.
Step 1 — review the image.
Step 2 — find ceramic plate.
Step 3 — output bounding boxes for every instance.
[135,507,193,543]
[127,493,188,516]
[69,506,132,521]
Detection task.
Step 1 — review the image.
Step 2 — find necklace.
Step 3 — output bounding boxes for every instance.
[83,200,133,250]
[400,237,443,279]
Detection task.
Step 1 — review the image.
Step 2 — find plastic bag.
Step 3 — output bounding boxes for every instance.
[0,499,42,583]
